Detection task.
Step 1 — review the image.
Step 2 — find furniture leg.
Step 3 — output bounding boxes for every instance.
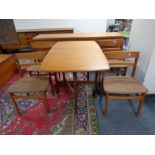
[73,72,77,113]
[99,73,104,96]
[29,71,32,76]
[55,73,58,82]
[123,67,127,76]
[43,92,50,113]
[104,93,109,116]
[101,73,105,95]
[57,73,60,79]
[87,72,89,81]
[9,93,21,115]
[93,72,98,97]
[63,72,66,81]
[136,94,145,117]
[54,72,60,96]
[49,72,55,95]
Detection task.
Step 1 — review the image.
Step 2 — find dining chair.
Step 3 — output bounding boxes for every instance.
[103,51,148,117]
[93,51,128,97]
[7,76,50,115]
[14,51,55,95]
[14,51,47,77]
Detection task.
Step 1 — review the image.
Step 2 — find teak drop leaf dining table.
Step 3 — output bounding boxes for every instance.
[40,41,110,112]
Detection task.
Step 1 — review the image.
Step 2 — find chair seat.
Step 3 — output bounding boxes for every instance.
[27,65,40,72]
[8,77,49,93]
[104,76,148,94]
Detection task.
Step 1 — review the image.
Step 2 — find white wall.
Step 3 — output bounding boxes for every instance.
[144,48,155,93]
[128,19,155,93]
[13,19,107,33]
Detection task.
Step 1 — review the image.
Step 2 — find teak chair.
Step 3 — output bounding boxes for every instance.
[14,51,55,95]
[7,76,50,115]
[106,51,130,76]
[14,51,47,77]
[103,51,148,117]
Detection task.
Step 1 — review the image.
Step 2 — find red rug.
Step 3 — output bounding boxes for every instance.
[0,72,99,135]
[0,73,71,135]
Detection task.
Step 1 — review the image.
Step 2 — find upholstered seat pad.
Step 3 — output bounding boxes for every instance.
[27,65,40,71]
[8,77,49,93]
[104,76,148,94]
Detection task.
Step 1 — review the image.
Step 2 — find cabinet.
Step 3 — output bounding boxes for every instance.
[33,32,124,52]
[97,39,123,52]
[1,28,74,50]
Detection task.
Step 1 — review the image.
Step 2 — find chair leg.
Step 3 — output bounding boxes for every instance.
[63,73,66,81]
[43,93,50,113]
[104,93,109,116]
[9,93,21,116]
[136,94,145,117]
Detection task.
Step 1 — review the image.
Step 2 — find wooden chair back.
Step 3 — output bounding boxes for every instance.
[15,51,46,63]
[104,51,139,77]
[14,52,47,75]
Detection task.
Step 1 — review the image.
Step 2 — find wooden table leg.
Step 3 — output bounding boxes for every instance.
[49,72,55,95]
[55,73,58,83]
[63,72,66,81]
[87,72,89,81]
[73,72,77,113]
[93,71,98,97]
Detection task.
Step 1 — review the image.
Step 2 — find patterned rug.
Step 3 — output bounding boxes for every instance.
[0,72,99,135]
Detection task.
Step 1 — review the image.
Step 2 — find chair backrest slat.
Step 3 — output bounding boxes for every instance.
[104,51,139,77]
[14,51,47,76]
[15,52,46,61]
[109,61,135,66]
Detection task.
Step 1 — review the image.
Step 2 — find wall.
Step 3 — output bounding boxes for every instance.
[144,48,155,93]
[13,19,107,33]
[128,19,155,93]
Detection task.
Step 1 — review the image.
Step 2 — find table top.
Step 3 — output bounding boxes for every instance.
[40,41,110,72]
[33,32,123,41]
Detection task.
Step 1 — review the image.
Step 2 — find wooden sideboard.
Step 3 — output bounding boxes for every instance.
[33,32,124,52]
[0,54,17,88]
[1,28,74,50]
